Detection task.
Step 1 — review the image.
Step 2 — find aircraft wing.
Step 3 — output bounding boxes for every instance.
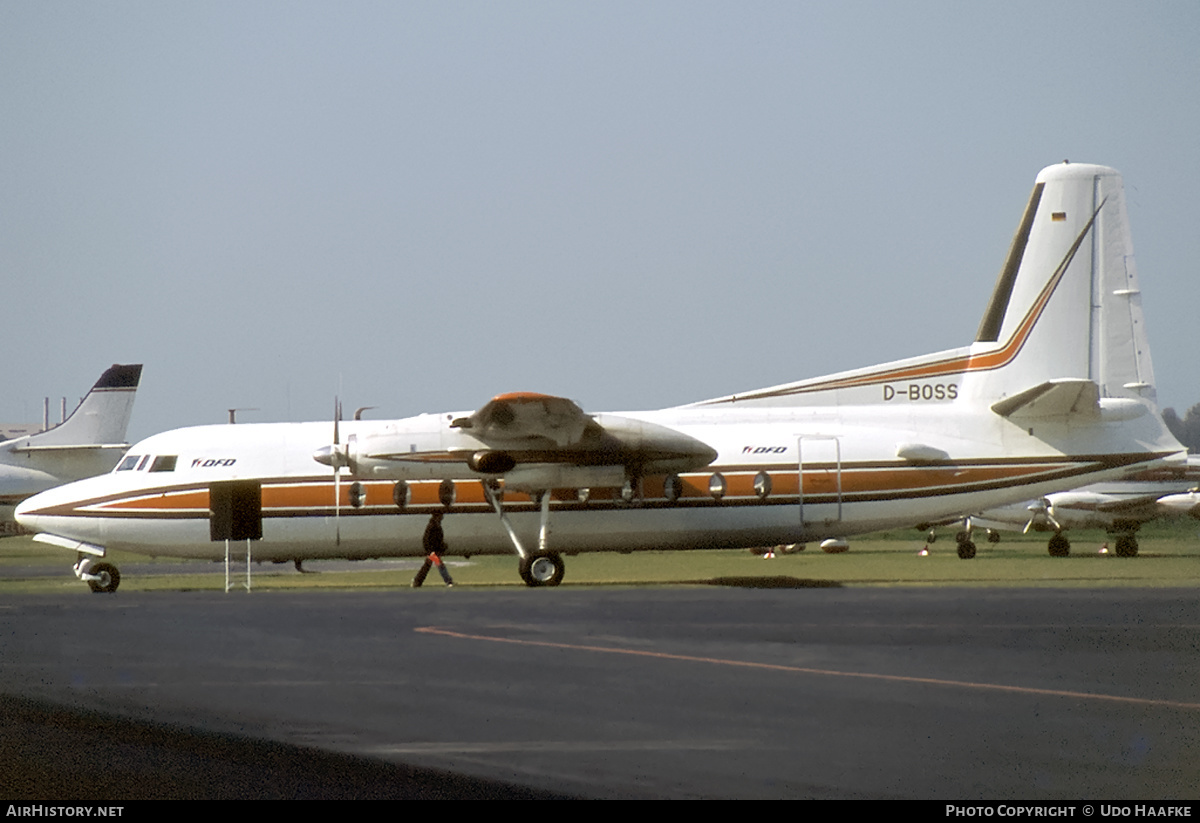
[1047,491,1164,514]
[364,392,718,483]
[450,393,595,448]
[1092,494,1166,514]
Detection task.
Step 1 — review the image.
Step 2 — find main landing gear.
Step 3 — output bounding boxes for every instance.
[955,530,976,560]
[1045,531,1138,557]
[76,556,121,593]
[519,551,565,587]
[483,481,566,587]
[951,517,977,559]
[953,525,997,559]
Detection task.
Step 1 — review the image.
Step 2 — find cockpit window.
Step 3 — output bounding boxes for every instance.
[149,455,178,472]
[136,455,151,471]
[148,453,176,475]
[116,455,141,472]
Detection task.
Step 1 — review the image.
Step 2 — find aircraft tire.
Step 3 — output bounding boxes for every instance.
[1047,534,1070,557]
[956,541,976,559]
[87,563,120,593]
[1115,535,1139,557]
[519,552,565,587]
[986,530,1001,544]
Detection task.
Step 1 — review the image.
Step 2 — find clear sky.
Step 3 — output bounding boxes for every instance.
[3,1,1197,441]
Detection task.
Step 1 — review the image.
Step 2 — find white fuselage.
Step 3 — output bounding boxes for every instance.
[15,398,1178,562]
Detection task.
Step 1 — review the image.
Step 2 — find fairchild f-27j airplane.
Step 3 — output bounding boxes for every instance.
[17,164,1186,591]
[1,364,142,535]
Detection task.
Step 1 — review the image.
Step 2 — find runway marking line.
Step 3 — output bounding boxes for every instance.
[415,626,1200,712]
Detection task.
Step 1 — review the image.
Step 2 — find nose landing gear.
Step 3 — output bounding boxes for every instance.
[76,556,121,593]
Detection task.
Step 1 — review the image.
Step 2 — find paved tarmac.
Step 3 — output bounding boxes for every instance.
[2,586,1198,799]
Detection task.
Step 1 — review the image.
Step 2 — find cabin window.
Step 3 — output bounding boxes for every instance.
[754,471,772,499]
[438,478,456,507]
[149,455,178,472]
[393,480,409,509]
[116,455,141,471]
[708,473,726,499]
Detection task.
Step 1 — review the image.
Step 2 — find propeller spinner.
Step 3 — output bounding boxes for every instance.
[311,399,356,545]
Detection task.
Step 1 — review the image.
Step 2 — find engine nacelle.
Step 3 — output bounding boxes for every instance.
[468,451,517,474]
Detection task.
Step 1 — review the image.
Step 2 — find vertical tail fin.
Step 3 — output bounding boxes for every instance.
[965,163,1156,405]
[20,364,143,448]
[689,163,1165,415]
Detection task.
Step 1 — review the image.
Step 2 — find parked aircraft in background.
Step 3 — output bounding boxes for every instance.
[17,164,1186,591]
[1,364,142,535]
[1158,488,1200,519]
[925,454,1200,557]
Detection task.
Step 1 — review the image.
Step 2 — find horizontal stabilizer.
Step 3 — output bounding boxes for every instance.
[991,379,1099,420]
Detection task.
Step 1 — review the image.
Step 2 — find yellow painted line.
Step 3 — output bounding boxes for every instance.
[415,626,1200,712]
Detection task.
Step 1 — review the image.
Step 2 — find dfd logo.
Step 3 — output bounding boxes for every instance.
[743,446,787,454]
[191,458,237,468]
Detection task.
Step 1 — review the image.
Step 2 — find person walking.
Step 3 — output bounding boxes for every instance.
[412,511,454,587]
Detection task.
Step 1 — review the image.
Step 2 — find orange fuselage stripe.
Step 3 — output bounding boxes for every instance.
[89,463,1077,514]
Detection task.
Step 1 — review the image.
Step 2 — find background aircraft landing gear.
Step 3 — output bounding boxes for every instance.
[1047,533,1070,557]
[955,531,976,559]
[519,551,565,587]
[1114,534,1139,557]
[86,562,121,593]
